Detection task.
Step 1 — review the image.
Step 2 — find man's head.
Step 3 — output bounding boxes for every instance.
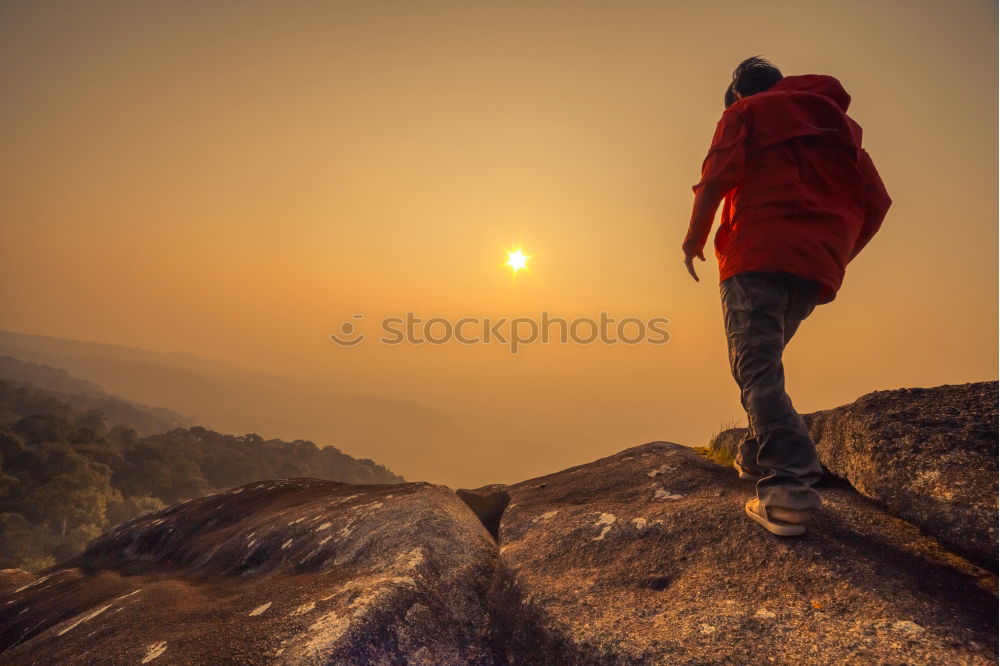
[725,56,783,108]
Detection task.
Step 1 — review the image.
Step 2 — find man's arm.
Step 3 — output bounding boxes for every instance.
[682,109,747,281]
[849,148,891,262]
[682,183,726,281]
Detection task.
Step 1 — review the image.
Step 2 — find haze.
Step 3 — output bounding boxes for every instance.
[1,0,996,488]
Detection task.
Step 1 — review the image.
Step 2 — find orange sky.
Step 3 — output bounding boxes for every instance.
[1,1,997,487]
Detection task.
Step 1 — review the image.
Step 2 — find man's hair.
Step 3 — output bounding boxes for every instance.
[725,56,783,108]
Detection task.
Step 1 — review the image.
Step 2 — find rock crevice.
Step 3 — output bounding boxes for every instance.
[456,485,511,542]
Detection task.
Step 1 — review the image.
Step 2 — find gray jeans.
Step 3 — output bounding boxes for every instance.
[720,271,823,512]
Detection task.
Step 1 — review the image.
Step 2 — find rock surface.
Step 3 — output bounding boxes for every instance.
[708,381,998,567]
[472,441,996,665]
[0,479,499,665]
[0,383,997,664]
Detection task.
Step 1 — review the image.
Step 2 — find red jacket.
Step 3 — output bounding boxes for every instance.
[691,74,891,304]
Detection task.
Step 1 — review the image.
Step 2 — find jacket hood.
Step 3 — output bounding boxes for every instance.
[733,73,862,154]
[769,74,852,112]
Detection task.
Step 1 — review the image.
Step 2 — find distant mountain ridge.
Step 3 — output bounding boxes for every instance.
[0,330,451,484]
[0,330,257,427]
[0,329,237,376]
[0,355,107,397]
[0,356,189,436]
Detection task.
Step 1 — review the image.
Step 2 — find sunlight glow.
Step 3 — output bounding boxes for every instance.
[506,248,529,272]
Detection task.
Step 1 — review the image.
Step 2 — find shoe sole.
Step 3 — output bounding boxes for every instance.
[745,503,807,536]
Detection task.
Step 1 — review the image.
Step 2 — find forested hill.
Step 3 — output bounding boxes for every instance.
[0,381,405,571]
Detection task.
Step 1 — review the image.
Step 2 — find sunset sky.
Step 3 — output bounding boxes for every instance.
[1,1,996,488]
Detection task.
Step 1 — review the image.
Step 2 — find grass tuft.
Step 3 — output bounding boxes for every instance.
[697,416,744,466]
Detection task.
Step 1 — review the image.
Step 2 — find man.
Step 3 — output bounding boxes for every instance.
[682,57,891,536]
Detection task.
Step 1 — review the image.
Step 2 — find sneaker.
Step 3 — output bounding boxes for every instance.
[744,497,809,536]
[732,458,765,482]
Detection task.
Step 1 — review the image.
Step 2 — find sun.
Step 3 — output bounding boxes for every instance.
[506,248,529,272]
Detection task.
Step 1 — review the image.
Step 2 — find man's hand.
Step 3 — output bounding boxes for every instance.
[682,244,706,282]
[683,182,723,284]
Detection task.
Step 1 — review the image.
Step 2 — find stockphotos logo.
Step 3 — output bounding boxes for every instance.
[330,312,670,354]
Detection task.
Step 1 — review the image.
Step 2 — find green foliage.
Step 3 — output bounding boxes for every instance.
[106,495,165,526]
[694,417,745,467]
[0,512,56,570]
[0,380,405,572]
[692,445,735,466]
